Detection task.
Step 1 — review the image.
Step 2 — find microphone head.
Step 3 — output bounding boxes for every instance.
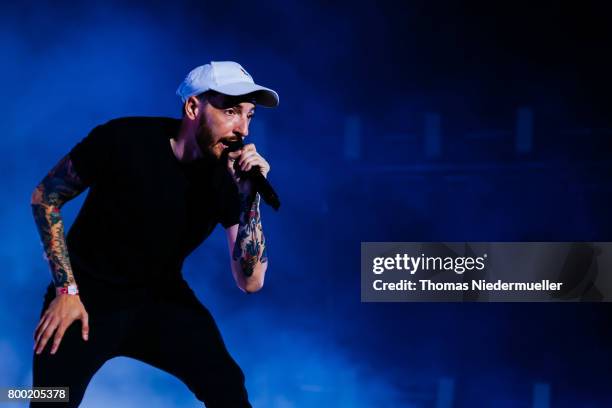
[221,138,244,152]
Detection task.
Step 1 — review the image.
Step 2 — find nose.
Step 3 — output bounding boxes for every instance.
[233,116,249,139]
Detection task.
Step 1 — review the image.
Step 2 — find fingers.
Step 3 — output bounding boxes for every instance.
[81,312,89,341]
[227,143,255,162]
[238,153,270,176]
[242,144,256,153]
[35,317,60,354]
[49,322,70,354]
[34,314,52,344]
[238,151,258,167]
[33,314,89,354]
[226,150,242,179]
[226,144,270,178]
[227,150,242,161]
[34,312,50,339]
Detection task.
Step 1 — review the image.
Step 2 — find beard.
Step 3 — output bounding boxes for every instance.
[194,114,221,161]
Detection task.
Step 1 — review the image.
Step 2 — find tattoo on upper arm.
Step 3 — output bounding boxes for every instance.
[31,155,86,288]
[233,193,267,277]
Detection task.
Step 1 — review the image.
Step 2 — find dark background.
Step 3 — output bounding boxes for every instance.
[1,1,610,406]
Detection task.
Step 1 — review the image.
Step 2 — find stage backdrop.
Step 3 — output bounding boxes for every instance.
[1,1,611,407]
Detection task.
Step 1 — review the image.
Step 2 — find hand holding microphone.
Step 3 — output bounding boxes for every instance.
[223,139,281,211]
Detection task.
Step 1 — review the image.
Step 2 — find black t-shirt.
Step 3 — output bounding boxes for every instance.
[47,117,241,307]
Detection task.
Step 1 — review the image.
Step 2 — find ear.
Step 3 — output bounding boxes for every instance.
[184,95,203,120]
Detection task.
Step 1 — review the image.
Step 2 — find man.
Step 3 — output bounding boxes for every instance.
[30,61,278,407]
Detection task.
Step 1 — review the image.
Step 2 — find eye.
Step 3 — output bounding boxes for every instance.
[247,114,254,120]
[225,109,236,116]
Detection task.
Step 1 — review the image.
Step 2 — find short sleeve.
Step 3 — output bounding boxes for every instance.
[68,122,114,186]
[218,173,241,228]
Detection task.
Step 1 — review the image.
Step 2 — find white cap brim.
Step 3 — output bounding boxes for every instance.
[211,82,279,107]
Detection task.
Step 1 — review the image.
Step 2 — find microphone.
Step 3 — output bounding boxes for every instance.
[222,139,281,211]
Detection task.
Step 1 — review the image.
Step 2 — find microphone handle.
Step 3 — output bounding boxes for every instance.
[223,141,280,210]
[245,167,281,211]
[236,164,281,211]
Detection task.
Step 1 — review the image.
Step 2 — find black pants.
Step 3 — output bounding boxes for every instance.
[30,283,251,408]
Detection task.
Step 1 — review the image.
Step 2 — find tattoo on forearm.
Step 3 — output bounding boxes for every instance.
[233,193,267,277]
[31,155,85,289]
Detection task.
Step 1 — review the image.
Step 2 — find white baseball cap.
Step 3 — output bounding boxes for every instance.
[176,61,279,107]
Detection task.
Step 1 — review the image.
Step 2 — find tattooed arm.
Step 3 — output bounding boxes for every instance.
[225,192,268,293]
[31,154,90,354]
[31,155,86,292]
[225,144,269,293]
